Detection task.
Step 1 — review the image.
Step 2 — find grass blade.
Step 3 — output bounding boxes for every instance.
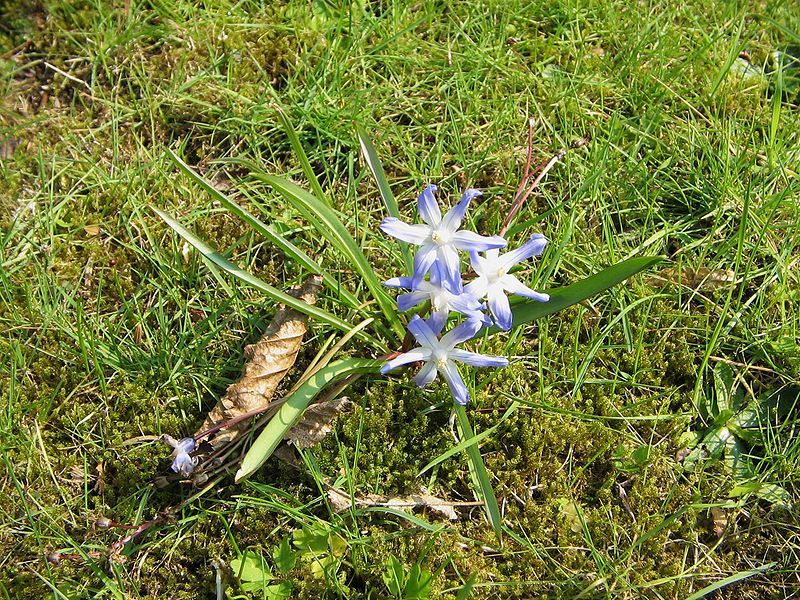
[153,207,384,349]
[235,358,382,481]
[419,402,519,476]
[166,149,363,310]
[453,403,503,544]
[357,126,413,273]
[685,563,775,600]
[274,104,329,206]
[257,173,406,342]
[508,256,663,330]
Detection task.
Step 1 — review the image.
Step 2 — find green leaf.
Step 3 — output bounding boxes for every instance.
[357,126,412,272]
[235,358,382,481]
[257,173,406,342]
[405,564,434,599]
[165,149,362,311]
[453,404,503,544]
[507,256,663,330]
[272,538,297,574]
[152,207,382,347]
[264,582,293,600]
[231,551,273,585]
[274,104,329,206]
[383,556,405,598]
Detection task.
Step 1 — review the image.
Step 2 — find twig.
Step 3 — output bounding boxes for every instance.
[500,133,589,237]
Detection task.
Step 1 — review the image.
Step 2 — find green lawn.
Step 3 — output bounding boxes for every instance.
[1,0,799,598]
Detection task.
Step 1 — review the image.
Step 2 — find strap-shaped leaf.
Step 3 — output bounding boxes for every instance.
[357,126,413,273]
[274,105,329,207]
[153,207,383,349]
[454,404,503,544]
[235,358,382,481]
[508,256,664,330]
[257,174,406,342]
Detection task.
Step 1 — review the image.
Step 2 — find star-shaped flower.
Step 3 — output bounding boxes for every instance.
[380,316,508,405]
[466,234,550,330]
[380,185,507,288]
[163,435,198,477]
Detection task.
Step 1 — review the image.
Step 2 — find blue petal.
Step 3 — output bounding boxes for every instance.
[499,234,548,268]
[417,184,441,227]
[411,244,438,287]
[440,188,482,232]
[380,217,430,245]
[451,230,507,252]
[436,245,462,290]
[427,310,449,334]
[500,274,550,302]
[171,452,197,477]
[381,347,432,374]
[488,287,512,330]
[449,349,509,368]
[384,276,414,289]
[407,315,439,347]
[440,317,483,348]
[176,437,195,453]
[397,291,429,311]
[440,361,469,405]
[414,362,438,387]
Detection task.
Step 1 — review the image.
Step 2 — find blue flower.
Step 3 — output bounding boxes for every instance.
[466,234,550,330]
[380,185,507,288]
[163,435,198,477]
[381,315,508,405]
[384,265,489,333]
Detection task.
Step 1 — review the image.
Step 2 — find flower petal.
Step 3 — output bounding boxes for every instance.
[384,276,414,289]
[440,317,483,348]
[488,286,512,330]
[427,309,449,334]
[500,274,550,302]
[381,347,432,374]
[436,245,462,289]
[407,314,439,347]
[440,361,469,405]
[440,188,482,232]
[411,244,438,286]
[449,349,509,367]
[414,361,438,387]
[499,234,548,269]
[417,184,441,227]
[397,291,429,312]
[465,277,489,301]
[451,230,507,253]
[380,217,430,245]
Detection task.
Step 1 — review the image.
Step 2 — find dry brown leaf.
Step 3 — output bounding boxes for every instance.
[327,486,460,521]
[195,276,322,447]
[286,396,353,449]
[711,507,728,537]
[651,267,735,291]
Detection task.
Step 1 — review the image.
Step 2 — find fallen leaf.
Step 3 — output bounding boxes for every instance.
[651,267,735,291]
[84,224,100,236]
[195,276,322,447]
[327,485,460,521]
[286,396,353,449]
[710,507,728,537]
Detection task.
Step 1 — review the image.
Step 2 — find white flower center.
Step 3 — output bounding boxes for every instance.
[430,228,452,246]
[431,293,449,312]
[433,348,449,370]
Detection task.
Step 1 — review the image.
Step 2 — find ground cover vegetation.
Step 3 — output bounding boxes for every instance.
[1,0,799,597]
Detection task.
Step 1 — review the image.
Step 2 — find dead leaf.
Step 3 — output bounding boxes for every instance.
[0,138,19,159]
[326,485,460,521]
[651,267,735,291]
[711,507,728,537]
[286,396,353,449]
[195,276,322,447]
[84,224,100,236]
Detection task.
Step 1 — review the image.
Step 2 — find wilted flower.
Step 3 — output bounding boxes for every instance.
[380,185,506,288]
[466,234,550,330]
[163,435,198,477]
[381,316,507,405]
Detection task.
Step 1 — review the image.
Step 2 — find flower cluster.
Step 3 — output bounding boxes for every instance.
[380,185,549,405]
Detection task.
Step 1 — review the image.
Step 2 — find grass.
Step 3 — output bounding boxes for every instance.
[1,0,799,597]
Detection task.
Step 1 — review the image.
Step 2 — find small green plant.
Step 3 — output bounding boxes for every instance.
[383,555,434,599]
